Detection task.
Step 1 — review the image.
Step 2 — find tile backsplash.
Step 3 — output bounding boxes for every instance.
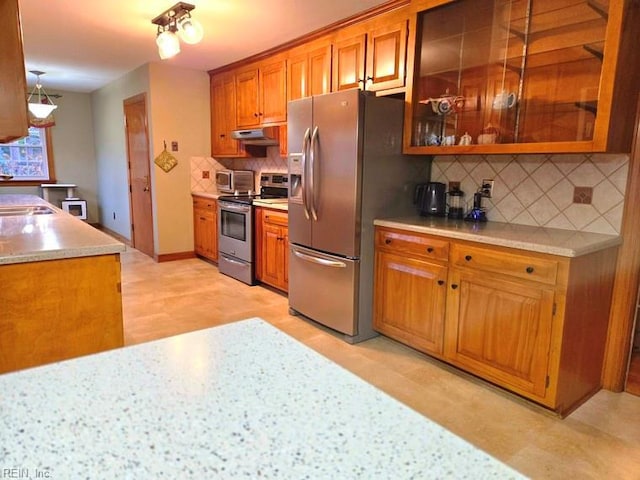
[190,147,287,193]
[431,153,629,235]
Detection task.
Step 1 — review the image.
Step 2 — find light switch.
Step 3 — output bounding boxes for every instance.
[171,141,178,151]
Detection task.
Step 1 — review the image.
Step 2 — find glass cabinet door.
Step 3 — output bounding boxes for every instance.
[409,0,609,150]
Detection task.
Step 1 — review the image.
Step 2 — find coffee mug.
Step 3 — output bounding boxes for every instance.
[493,91,517,110]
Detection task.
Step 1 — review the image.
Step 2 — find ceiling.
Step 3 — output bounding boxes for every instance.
[19,0,391,93]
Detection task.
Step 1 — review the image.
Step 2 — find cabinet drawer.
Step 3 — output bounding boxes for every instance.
[450,244,558,285]
[192,196,217,210]
[376,228,448,262]
[263,209,288,227]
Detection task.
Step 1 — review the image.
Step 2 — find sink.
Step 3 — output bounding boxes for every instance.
[0,205,55,217]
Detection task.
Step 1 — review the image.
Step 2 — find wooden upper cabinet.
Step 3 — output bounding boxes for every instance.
[236,60,287,128]
[404,0,640,154]
[236,66,261,128]
[211,72,240,157]
[332,34,367,91]
[0,0,28,143]
[332,8,410,93]
[287,39,332,101]
[365,20,408,92]
[259,59,287,124]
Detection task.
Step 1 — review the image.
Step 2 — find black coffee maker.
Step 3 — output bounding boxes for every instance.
[415,182,446,216]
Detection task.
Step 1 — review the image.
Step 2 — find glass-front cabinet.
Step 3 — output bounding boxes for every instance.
[404,0,640,154]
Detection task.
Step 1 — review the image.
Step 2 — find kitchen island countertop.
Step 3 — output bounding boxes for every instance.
[375,216,621,257]
[0,318,523,479]
[0,194,124,265]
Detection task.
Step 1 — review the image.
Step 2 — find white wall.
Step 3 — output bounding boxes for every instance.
[147,62,210,255]
[0,91,99,222]
[91,64,150,238]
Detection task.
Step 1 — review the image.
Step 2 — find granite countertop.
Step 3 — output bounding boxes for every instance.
[0,194,125,265]
[192,191,220,200]
[375,216,621,257]
[0,318,523,479]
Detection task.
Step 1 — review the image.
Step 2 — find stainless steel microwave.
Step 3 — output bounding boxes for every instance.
[215,170,254,194]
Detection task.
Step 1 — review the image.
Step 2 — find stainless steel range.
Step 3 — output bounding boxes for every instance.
[218,173,288,285]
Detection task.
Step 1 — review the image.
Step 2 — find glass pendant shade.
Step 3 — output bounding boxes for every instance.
[177,16,203,44]
[156,30,181,59]
[28,102,57,119]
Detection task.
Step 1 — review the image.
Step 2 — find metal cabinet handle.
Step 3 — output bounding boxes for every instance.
[427,247,434,253]
[437,280,444,286]
[526,266,535,274]
[385,238,392,245]
[451,284,458,290]
[464,255,472,261]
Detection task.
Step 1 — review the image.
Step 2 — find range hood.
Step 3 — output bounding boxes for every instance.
[231,127,280,146]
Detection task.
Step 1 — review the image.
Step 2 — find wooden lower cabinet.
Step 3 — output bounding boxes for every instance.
[255,207,288,292]
[193,195,218,262]
[0,254,124,374]
[444,268,555,399]
[374,251,447,355]
[373,226,617,415]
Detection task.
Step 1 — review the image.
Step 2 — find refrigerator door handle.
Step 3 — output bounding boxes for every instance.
[292,248,347,268]
[309,125,319,221]
[301,127,311,220]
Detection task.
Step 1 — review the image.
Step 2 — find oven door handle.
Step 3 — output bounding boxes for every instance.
[301,127,311,220]
[219,202,251,213]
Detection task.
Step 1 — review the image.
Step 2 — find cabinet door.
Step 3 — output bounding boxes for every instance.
[308,43,332,96]
[211,73,239,157]
[236,67,260,128]
[332,34,366,91]
[445,268,555,399]
[374,251,447,355]
[365,20,407,92]
[193,198,217,261]
[287,52,308,102]
[0,0,28,143]
[261,223,282,287]
[260,59,287,124]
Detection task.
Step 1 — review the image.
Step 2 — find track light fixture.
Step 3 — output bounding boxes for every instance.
[151,2,203,59]
[26,71,58,119]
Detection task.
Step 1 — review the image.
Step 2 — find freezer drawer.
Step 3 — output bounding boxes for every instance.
[289,244,359,336]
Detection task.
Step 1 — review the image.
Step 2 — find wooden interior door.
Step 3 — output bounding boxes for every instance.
[124,94,154,259]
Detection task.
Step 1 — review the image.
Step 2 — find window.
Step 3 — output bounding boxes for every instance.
[0,127,55,184]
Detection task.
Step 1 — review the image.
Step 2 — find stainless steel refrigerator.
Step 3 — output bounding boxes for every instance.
[287,89,423,343]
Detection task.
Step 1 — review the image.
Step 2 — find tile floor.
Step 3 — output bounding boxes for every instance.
[120,248,640,479]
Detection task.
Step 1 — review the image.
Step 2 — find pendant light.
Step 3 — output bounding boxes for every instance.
[27,71,57,119]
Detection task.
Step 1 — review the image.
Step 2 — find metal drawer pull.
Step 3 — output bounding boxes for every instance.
[385,238,392,244]
[526,266,535,274]
[451,284,458,289]
[464,255,472,261]
[437,280,444,286]
[427,247,434,253]
[293,250,346,268]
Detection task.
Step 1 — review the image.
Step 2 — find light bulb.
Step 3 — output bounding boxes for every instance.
[156,30,181,59]
[177,16,203,44]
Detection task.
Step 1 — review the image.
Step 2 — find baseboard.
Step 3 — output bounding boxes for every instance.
[92,223,130,246]
[156,251,197,262]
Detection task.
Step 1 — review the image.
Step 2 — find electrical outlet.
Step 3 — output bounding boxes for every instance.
[481,179,494,198]
[202,170,210,179]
